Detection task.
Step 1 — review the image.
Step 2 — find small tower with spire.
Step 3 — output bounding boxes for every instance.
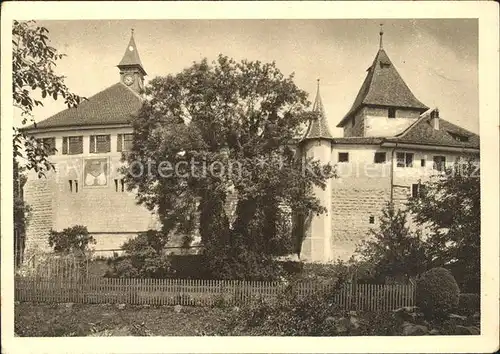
[336,25,429,137]
[117,29,147,93]
[297,79,334,263]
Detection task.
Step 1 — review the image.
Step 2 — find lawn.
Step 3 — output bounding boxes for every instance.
[15,302,230,336]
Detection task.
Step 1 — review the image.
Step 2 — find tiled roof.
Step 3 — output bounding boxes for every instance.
[329,111,479,149]
[24,83,143,130]
[337,49,428,127]
[332,137,384,145]
[387,111,480,149]
[118,33,147,75]
[302,81,333,141]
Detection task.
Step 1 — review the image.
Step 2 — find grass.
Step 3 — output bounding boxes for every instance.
[15,302,230,336]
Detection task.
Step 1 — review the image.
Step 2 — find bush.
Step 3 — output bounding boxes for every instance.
[416,267,460,319]
[48,225,95,254]
[105,230,172,278]
[219,269,351,336]
[457,293,480,315]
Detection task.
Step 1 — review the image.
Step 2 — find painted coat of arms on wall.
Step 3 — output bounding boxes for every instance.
[83,158,108,187]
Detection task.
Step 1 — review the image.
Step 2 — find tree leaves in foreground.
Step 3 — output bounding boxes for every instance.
[13,20,85,175]
[125,55,334,279]
[353,202,430,283]
[407,157,480,292]
[13,20,85,265]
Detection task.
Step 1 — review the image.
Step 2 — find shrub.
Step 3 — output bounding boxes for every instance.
[48,225,95,254]
[416,267,460,319]
[457,293,480,315]
[105,230,172,278]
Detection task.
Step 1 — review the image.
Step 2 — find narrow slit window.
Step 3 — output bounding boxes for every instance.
[121,179,125,192]
[388,108,396,118]
[69,180,73,192]
[421,159,426,167]
[74,180,79,193]
[114,179,118,192]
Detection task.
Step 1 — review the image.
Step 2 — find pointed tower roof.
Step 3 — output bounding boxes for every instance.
[302,79,333,140]
[336,27,428,127]
[118,29,147,75]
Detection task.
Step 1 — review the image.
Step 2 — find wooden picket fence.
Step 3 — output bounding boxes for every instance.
[15,276,415,311]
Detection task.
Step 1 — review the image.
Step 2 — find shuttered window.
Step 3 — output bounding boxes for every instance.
[90,135,111,153]
[41,137,56,155]
[62,136,83,155]
[117,134,133,152]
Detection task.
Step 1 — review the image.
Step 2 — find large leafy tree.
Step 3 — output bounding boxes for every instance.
[407,157,480,292]
[353,202,430,283]
[125,55,334,279]
[13,20,84,265]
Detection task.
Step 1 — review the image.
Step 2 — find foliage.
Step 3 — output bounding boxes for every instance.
[353,202,430,282]
[124,55,334,279]
[416,267,460,319]
[13,20,85,265]
[105,230,173,278]
[48,225,95,254]
[221,273,348,336]
[457,293,480,316]
[13,20,85,174]
[407,156,480,292]
[14,160,31,266]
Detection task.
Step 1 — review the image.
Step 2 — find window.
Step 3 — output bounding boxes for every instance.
[448,132,469,142]
[412,183,426,198]
[420,159,426,167]
[62,136,83,155]
[374,152,386,164]
[433,156,446,172]
[40,137,56,155]
[369,216,375,224]
[388,108,396,118]
[396,152,414,168]
[117,134,134,152]
[114,179,125,192]
[90,135,111,153]
[338,152,349,163]
[68,180,79,193]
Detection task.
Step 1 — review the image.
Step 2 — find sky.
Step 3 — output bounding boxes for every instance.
[26,19,478,136]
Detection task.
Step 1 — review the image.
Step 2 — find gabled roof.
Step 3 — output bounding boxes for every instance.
[23,82,143,131]
[386,110,480,149]
[337,49,428,127]
[302,80,333,141]
[118,32,147,76]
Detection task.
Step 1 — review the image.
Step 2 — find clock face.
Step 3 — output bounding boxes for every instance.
[123,75,134,86]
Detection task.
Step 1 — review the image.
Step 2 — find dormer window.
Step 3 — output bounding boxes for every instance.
[448,131,469,142]
[388,108,396,118]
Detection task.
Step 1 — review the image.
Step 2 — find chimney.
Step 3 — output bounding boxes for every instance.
[431,108,439,130]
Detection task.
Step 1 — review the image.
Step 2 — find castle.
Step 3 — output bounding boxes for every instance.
[21,29,480,262]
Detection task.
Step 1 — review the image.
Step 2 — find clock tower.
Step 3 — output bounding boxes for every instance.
[117,29,147,94]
